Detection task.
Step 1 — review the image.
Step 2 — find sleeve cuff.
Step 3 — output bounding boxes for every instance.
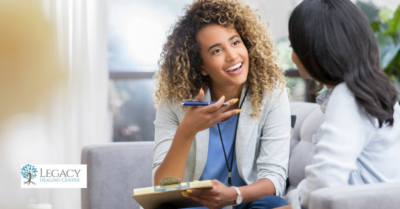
[258,175,285,197]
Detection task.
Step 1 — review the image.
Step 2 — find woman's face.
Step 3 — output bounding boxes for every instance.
[290,44,312,79]
[197,24,249,88]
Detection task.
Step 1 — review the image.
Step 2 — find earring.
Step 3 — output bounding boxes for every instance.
[202,71,208,76]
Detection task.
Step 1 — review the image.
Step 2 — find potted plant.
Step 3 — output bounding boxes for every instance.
[357,1,400,92]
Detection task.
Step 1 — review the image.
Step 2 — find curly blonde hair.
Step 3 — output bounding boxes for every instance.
[154,0,285,118]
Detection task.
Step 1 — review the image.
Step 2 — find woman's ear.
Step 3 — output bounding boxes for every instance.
[199,67,208,76]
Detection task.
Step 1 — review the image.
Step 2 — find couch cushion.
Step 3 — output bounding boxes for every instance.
[288,141,314,191]
[288,102,324,191]
[300,108,324,144]
[289,102,320,153]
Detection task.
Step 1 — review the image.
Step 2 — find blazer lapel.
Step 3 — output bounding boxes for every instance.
[236,85,257,176]
[193,88,211,180]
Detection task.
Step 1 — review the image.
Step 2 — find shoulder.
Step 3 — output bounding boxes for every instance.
[329,83,353,100]
[155,97,185,121]
[256,82,290,120]
[324,83,374,128]
[261,82,289,105]
[262,82,289,108]
[326,83,359,112]
[326,83,358,113]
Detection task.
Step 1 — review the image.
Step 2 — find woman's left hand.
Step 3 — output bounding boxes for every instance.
[183,180,237,209]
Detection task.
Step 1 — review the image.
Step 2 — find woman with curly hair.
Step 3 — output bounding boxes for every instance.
[152,0,290,208]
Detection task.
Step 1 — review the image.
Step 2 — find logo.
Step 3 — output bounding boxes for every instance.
[21,164,87,188]
[21,164,38,186]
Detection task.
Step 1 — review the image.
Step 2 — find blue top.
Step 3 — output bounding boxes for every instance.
[199,114,246,187]
[186,114,246,209]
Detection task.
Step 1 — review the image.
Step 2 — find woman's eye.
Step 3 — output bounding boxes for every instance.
[233,40,240,46]
[212,49,222,54]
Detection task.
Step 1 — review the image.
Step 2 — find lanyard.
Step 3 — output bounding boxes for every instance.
[210,87,248,186]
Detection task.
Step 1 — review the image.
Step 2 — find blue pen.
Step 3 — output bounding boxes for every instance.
[180,99,229,106]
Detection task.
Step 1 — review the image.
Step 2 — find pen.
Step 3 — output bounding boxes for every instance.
[181,101,229,106]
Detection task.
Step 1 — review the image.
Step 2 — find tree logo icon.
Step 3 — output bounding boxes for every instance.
[21,164,38,186]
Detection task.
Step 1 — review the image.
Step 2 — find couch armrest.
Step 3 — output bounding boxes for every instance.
[309,183,400,209]
[81,142,154,209]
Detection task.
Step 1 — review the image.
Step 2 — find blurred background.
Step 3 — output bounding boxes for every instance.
[0,0,399,209]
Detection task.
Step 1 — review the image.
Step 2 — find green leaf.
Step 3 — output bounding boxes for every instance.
[381,43,400,70]
[356,1,380,22]
[384,63,395,78]
[395,51,400,66]
[371,21,389,33]
[384,5,400,37]
[371,21,381,32]
[396,29,400,42]
[379,7,393,22]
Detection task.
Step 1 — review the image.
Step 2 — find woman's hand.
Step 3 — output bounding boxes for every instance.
[179,89,240,136]
[183,180,237,209]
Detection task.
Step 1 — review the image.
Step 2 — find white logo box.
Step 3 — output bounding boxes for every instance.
[21,164,87,188]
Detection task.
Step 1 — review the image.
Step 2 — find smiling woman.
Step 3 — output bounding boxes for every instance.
[153,0,286,119]
[152,1,291,209]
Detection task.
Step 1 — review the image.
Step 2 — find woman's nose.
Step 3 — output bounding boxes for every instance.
[225,48,238,62]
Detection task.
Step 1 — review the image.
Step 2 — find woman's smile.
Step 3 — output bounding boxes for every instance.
[223,61,243,74]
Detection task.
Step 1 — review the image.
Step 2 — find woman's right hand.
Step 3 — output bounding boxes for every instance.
[179,88,240,137]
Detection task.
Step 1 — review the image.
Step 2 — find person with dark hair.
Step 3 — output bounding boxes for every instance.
[152,0,291,208]
[279,0,400,208]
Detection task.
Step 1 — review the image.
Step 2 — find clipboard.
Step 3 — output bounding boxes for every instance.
[132,176,213,209]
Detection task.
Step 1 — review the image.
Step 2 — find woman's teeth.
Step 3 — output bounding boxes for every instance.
[224,62,242,72]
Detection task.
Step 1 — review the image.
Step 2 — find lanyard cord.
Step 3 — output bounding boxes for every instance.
[210,87,249,186]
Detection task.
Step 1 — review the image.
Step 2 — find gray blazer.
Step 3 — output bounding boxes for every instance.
[152,85,291,196]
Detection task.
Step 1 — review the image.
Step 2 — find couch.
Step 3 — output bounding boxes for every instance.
[81,102,400,209]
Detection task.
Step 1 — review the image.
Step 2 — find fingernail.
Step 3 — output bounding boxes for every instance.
[186,190,193,193]
[222,95,225,100]
[182,191,188,197]
[199,88,203,94]
[233,98,239,103]
[236,109,241,114]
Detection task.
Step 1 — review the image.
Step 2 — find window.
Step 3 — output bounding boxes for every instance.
[108,0,194,141]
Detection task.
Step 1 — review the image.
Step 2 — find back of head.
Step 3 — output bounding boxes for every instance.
[289,0,398,127]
